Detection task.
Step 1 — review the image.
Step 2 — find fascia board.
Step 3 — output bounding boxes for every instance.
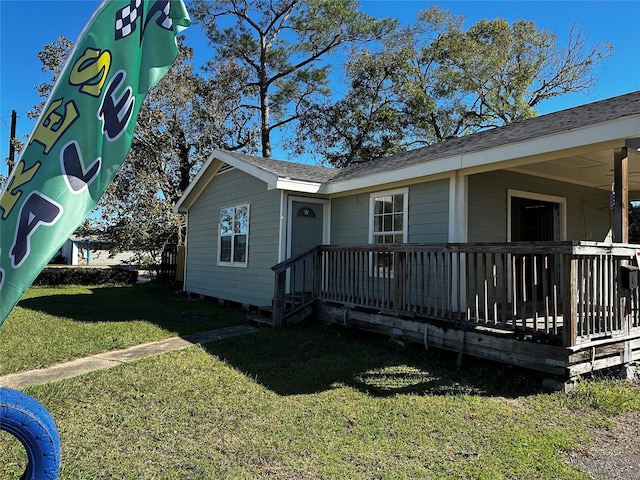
[460,116,640,170]
[274,178,323,193]
[213,150,279,186]
[213,151,325,193]
[173,149,279,213]
[174,152,219,213]
[326,115,640,194]
[211,151,326,193]
[325,155,462,194]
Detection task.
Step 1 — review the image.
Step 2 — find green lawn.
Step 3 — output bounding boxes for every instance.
[0,283,245,375]
[1,285,639,479]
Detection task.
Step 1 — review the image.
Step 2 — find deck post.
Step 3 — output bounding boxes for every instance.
[622,285,632,366]
[394,251,406,316]
[314,250,322,298]
[563,252,577,347]
[273,271,286,328]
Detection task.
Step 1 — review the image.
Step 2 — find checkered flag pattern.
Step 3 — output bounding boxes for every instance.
[115,0,143,40]
[149,1,173,31]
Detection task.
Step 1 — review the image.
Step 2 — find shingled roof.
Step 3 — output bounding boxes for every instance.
[330,90,640,182]
[176,90,640,215]
[215,91,640,186]
[219,150,336,183]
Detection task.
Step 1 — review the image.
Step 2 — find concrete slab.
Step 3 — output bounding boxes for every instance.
[0,324,258,389]
[1,357,119,389]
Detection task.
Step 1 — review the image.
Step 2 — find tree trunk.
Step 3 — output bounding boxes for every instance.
[178,130,191,195]
[259,83,271,158]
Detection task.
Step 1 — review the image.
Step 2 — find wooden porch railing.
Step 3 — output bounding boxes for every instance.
[272,246,321,327]
[272,241,640,347]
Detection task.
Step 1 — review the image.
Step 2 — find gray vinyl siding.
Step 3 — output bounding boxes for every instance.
[330,194,369,244]
[184,168,281,306]
[407,179,449,243]
[468,171,611,242]
[330,179,450,245]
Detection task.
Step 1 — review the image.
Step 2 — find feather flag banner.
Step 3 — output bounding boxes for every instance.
[0,0,190,326]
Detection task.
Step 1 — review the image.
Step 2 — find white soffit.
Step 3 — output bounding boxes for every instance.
[325,155,462,194]
[460,117,640,170]
[510,147,640,191]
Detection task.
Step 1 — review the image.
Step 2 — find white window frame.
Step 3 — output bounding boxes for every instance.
[507,189,567,242]
[369,187,409,244]
[368,188,408,279]
[506,190,567,299]
[217,203,250,267]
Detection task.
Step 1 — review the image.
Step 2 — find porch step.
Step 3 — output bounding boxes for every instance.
[246,306,273,326]
[245,303,314,326]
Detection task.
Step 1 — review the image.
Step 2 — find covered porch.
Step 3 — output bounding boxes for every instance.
[272,241,640,386]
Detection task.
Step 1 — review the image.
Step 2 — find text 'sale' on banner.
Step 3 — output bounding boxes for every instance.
[0,0,190,326]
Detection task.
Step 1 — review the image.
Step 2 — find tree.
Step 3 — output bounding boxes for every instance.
[295,48,411,167]
[32,36,255,256]
[300,6,613,166]
[97,38,257,252]
[422,9,613,134]
[189,0,396,158]
[629,202,640,244]
[29,36,74,122]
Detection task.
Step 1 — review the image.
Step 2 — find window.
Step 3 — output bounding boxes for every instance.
[218,204,249,266]
[369,189,408,276]
[370,189,408,244]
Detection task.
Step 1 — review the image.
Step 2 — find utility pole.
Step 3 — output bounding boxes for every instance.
[7,109,17,175]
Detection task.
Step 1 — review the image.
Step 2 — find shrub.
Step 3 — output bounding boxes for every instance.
[33,267,138,286]
[50,254,68,264]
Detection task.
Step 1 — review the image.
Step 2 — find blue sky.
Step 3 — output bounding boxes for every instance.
[1,0,639,177]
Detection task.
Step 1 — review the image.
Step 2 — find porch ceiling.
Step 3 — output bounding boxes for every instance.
[508,147,640,195]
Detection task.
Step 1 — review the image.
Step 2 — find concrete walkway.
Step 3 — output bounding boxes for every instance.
[0,325,258,389]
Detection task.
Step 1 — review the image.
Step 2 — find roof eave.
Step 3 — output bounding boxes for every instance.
[174,149,330,212]
[174,149,281,213]
[325,114,640,194]
[173,151,220,213]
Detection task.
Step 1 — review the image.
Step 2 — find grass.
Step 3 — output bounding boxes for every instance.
[1,284,640,478]
[0,282,245,375]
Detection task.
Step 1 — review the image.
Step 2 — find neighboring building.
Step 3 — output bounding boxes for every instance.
[55,236,136,266]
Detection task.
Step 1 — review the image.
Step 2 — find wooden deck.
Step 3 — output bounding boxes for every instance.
[272,241,640,386]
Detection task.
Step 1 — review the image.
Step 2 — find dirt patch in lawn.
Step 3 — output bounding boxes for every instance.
[565,412,640,479]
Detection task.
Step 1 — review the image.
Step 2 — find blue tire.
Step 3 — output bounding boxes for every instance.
[0,387,61,480]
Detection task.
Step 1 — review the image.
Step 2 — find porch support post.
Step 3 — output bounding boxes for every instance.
[449,173,468,312]
[614,147,629,243]
[448,172,468,243]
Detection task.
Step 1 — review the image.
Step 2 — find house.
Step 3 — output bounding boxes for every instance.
[175,91,640,387]
[55,236,137,266]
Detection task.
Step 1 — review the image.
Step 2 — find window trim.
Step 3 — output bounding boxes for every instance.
[368,187,409,244]
[506,189,567,242]
[217,203,250,268]
[368,188,408,279]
